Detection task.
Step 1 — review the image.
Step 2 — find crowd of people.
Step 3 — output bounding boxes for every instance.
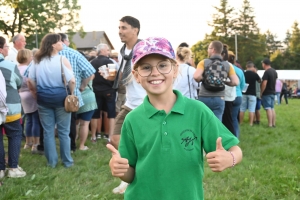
[0,15,282,198]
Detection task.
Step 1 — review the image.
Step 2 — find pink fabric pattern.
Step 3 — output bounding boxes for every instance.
[132,37,175,65]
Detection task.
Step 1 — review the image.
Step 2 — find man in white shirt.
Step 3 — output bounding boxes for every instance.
[5,34,26,64]
[108,15,146,195]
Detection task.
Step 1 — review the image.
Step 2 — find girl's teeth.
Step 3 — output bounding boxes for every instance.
[151,80,162,85]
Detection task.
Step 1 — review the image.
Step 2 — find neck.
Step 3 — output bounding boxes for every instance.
[177,60,185,64]
[125,38,138,50]
[147,90,176,114]
[264,66,271,70]
[51,50,58,56]
[14,46,21,51]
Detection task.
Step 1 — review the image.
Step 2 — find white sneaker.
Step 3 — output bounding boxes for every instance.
[7,166,26,178]
[112,181,128,194]
[0,170,5,179]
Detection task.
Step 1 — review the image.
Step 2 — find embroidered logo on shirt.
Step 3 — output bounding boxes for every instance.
[180,129,197,151]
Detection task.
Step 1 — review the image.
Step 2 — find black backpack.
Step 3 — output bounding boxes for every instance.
[202,58,229,91]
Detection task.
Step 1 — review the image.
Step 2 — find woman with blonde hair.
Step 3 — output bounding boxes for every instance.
[17,49,41,153]
[28,33,75,168]
[173,47,198,99]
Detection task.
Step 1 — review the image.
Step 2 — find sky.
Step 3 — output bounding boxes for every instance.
[78,0,300,51]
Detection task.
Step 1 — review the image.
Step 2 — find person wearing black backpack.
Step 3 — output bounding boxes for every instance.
[194,41,239,121]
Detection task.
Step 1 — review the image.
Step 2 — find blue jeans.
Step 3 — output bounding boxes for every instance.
[38,105,73,168]
[198,97,225,121]
[275,92,281,104]
[0,119,23,169]
[232,96,242,138]
[25,110,40,137]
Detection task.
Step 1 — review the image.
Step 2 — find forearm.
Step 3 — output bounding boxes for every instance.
[68,78,76,94]
[110,135,120,149]
[27,80,37,99]
[79,75,93,92]
[120,166,135,183]
[261,82,266,96]
[228,146,242,167]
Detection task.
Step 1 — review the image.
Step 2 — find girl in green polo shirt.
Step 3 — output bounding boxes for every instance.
[107,37,243,200]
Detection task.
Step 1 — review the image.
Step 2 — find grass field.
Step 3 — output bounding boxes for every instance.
[0,99,299,200]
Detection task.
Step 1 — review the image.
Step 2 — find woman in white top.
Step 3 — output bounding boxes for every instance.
[28,33,75,168]
[173,47,198,99]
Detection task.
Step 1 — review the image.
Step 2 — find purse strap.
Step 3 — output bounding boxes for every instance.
[187,65,191,98]
[60,56,70,95]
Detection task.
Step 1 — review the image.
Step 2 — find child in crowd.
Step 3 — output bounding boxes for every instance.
[107,37,243,200]
[17,49,41,153]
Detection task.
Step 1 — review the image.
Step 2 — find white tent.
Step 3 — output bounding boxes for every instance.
[257,70,300,80]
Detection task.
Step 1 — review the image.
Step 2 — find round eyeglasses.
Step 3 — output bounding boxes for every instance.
[136,60,173,77]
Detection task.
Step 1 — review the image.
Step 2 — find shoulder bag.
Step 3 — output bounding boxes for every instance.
[61,56,79,112]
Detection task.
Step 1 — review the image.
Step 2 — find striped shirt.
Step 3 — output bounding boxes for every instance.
[58,45,95,107]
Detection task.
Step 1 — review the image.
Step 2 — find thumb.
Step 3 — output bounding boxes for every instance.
[106,144,120,156]
[216,137,224,150]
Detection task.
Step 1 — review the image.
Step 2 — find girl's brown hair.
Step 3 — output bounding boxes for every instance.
[34,33,61,64]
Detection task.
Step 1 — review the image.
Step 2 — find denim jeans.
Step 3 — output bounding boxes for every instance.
[0,119,23,169]
[198,96,225,121]
[38,105,73,168]
[25,110,40,137]
[232,96,242,138]
[275,92,281,104]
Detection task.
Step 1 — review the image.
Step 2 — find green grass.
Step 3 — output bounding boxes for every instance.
[1,99,300,200]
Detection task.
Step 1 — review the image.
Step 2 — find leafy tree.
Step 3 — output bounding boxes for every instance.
[264,30,282,56]
[234,0,265,67]
[191,35,213,65]
[0,0,82,49]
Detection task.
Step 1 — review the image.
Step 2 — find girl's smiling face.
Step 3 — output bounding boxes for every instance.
[133,54,178,97]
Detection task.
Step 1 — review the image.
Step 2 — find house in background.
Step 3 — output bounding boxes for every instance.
[71,31,114,51]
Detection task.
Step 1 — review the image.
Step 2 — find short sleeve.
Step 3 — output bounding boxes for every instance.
[28,62,37,82]
[201,110,239,153]
[262,71,268,81]
[228,64,236,76]
[77,55,95,79]
[197,60,205,70]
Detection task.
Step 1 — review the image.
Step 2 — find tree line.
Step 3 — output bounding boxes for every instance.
[0,0,82,49]
[191,0,300,70]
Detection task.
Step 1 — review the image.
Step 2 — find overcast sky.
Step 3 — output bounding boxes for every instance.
[78,0,300,51]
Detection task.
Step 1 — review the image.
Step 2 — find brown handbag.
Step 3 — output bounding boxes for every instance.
[61,56,79,112]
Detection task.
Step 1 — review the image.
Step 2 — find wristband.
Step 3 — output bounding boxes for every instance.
[229,151,235,167]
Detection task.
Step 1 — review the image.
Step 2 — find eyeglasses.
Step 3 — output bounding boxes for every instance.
[136,61,173,77]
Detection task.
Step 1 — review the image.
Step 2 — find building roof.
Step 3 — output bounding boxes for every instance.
[257,70,300,80]
[71,31,114,50]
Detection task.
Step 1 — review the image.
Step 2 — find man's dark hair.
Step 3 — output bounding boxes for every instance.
[178,42,189,48]
[0,36,6,48]
[58,33,68,42]
[120,16,140,35]
[211,41,223,54]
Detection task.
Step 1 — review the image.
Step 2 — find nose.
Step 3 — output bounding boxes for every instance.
[150,66,160,76]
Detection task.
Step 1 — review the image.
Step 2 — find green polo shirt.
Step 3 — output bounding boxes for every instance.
[119,90,239,200]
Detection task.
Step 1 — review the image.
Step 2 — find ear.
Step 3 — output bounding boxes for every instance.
[173,63,179,79]
[132,70,140,83]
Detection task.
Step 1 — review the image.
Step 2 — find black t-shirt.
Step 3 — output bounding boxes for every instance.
[90,55,115,93]
[243,70,261,95]
[262,68,278,95]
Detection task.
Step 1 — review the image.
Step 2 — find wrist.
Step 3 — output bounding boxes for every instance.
[229,151,236,167]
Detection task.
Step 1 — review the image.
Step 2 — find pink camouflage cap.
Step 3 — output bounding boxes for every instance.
[132,37,176,65]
